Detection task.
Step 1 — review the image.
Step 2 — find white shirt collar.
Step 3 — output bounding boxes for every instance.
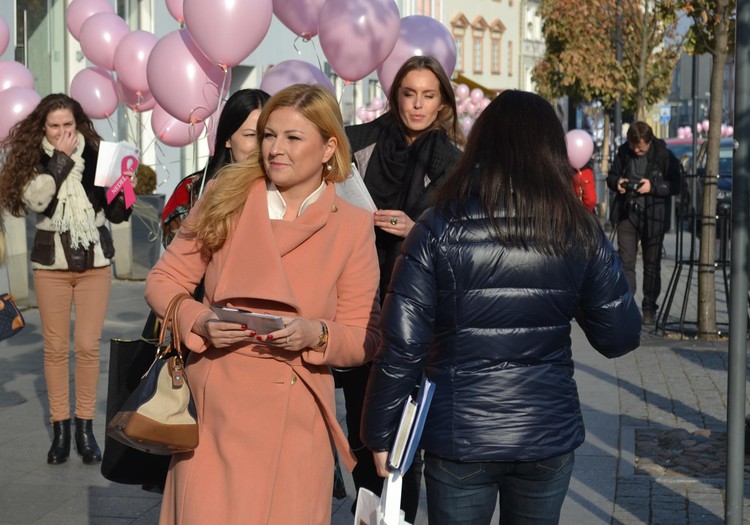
[266,180,326,219]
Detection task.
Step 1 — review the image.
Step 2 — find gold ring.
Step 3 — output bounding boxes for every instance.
[390,217,398,226]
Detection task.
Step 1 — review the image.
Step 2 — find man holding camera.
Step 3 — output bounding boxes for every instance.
[607,121,680,325]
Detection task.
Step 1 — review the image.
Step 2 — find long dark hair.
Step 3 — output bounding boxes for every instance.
[435,90,600,257]
[386,56,464,145]
[204,88,270,178]
[0,94,100,217]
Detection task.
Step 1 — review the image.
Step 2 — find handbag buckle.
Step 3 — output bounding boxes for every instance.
[167,356,185,388]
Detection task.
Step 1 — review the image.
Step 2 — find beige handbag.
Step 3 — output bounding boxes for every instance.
[106,293,199,455]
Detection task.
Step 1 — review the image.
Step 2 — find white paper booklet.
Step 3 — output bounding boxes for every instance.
[335,163,377,213]
[94,141,140,187]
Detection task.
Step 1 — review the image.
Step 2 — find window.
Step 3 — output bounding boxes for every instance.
[455,36,464,72]
[473,37,483,74]
[491,37,501,74]
[508,41,513,76]
[452,14,469,73]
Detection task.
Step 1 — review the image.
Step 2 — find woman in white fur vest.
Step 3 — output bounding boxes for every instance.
[0,94,134,466]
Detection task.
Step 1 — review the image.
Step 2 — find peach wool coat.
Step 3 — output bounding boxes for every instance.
[144,179,381,525]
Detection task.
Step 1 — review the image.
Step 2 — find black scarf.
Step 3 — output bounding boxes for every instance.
[364,115,453,219]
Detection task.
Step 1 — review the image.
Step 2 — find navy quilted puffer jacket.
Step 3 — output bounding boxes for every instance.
[361,198,641,462]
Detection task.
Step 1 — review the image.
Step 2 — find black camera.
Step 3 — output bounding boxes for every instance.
[621,179,643,200]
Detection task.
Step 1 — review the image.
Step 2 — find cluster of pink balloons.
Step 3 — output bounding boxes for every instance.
[273,0,456,89]
[355,96,386,124]
[676,122,734,139]
[60,0,459,150]
[566,130,595,170]
[454,84,492,136]
[0,16,41,141]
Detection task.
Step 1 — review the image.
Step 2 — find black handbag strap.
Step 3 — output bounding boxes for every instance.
[158,293,192,360]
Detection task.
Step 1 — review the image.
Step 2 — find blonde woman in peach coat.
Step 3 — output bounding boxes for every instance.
[145,84,381,525]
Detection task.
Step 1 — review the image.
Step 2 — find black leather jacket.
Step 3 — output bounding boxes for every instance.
[606,138,680,236]
[362,197,641,462]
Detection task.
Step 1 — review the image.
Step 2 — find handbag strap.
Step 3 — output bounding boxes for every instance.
[158,293,192,359]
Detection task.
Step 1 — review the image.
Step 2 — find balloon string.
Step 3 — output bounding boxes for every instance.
[196,67,230,199]
[104,115,118,141]
[308,38,326,77]
[153,142,171,189]
[338,81,351,106]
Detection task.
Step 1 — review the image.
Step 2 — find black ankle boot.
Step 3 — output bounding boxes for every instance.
[47,419,71,465]
[74,417,102,465]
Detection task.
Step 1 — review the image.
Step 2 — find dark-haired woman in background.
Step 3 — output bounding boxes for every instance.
[362,90,641,524]
[161,88,270,245]
[0,94,133,465]
[339,55,464,520]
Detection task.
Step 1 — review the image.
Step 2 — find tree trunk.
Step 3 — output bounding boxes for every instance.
[635,0,652,120]
[697,0,730,340]
[601,111,611,175]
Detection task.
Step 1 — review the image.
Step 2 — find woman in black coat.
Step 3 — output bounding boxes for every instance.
[362,91,641,525]
[338,55,464,520]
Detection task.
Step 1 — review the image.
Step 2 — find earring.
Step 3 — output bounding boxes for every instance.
[325,163,333,171]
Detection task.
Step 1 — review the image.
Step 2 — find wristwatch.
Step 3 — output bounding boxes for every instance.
[315,321,329,348]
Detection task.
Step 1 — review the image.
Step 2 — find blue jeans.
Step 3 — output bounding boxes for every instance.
[424,451,574,525]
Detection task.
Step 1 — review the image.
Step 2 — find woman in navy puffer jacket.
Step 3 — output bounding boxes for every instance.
[362,90,641,525]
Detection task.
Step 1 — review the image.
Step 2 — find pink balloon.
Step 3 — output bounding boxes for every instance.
[480,97,491,111]
[566,129,594,170]
[318,0,400,82]
[114,31,159,93]
[273,0,327,39]
[470,88,484,105]
[184,0,272,68]
[356,106,368,122]
[146,29,228,123]
[370,96,385,111]
[0,61,35,92]
[726,125,733,137]
[676,127,686,139]
[455,84,469,102]
[259,59,335,96]
[0,87,41,141]
[166,0,185,24]
[69,66,118,119]
[79,12,130,70]
[696,122,703,133]
[460,115,474,136]
[151,103,206,147]
[65,0,115,41]
[116,79,155,112]
[464,101,477,117]
[0,17,9,56]
[377,16,457,95]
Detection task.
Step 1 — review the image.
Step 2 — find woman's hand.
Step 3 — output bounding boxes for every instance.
[55,130,77,157]
[255,317,324,351]
[374,209,414,238]
[193,310,257,349]
[373,450,390,478]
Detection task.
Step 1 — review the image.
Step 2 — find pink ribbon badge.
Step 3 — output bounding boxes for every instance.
[106,155,138,209]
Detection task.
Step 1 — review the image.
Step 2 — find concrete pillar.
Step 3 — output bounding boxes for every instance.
[3,214,30,306]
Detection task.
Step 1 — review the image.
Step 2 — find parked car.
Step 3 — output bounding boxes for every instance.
[666,137,734,206]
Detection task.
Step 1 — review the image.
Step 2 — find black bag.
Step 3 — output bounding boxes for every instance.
[0,293,25,342]
[106,293,198,455]
[100,311,171,488]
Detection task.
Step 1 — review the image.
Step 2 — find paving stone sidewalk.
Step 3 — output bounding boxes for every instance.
[1,231,749,524]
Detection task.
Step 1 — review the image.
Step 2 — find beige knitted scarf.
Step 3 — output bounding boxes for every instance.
[42,132,99,248]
